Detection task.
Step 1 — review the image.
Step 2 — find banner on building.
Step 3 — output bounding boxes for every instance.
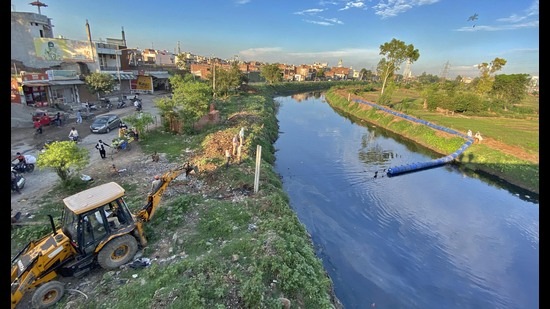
[132,75,153,91]
[34,38,94,62]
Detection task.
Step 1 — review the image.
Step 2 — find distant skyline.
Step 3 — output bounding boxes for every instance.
[11,0,538,78]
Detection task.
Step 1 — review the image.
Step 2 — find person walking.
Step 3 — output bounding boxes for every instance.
[76,110,82,124]
[95,140,111,159]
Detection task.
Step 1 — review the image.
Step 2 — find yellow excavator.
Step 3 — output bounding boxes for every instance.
[11,163,194,309]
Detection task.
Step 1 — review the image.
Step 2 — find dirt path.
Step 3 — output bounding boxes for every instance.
[11,93,165,216]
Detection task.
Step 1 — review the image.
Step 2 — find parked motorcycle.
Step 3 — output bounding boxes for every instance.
[117,98,127,109]
[11,169,26,193]
[135,101,142,112]
[101,98,113,110]
[82,101,98,111]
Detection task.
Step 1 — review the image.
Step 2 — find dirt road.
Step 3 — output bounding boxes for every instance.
[10,93,166,215]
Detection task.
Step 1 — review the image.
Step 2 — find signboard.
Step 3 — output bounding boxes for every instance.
[34,38,94,62]
[11,78,22,103]
[132,75,153,91]
[46,70,78,80]
[22,73,49,81]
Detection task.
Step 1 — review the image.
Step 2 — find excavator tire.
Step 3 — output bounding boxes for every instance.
[31,280,65,308]
[97,234,138,269]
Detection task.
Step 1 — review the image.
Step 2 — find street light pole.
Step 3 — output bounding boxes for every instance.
[116,50,122,91]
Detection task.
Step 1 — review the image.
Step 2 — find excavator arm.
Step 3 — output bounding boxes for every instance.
[135,163,193,222]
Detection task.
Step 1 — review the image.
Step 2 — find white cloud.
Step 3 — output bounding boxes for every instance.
[497,0,538,23]
[239,47,283,58]
[372,0,440,19]
[234,0,251,4]
[294,8,326,15]
[338,1,367,11]
[455,20,538,32]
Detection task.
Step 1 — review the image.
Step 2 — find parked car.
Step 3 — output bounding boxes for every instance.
[90,114,121,134]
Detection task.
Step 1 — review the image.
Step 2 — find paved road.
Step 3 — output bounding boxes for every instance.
[11,92,167,213]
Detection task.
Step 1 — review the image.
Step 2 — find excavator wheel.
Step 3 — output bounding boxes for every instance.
[31,280,65,308]
[97,234,138,269]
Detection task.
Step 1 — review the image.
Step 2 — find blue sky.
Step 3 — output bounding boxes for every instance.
[12,0,538,78]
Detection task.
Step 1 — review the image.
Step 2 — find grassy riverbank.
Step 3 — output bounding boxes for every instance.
[324,87,539,195]
[11,82,344,309]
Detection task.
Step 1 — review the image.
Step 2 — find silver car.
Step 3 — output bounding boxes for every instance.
[90,114,121,134]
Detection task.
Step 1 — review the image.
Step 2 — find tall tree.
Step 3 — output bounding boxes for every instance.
[36,141,89,184]
[260,63,283,84]
[85,72,115,99]
[491,74,529,111]
[207,63,244,98]
[155,74,212,133]
[475,57,507,95]
[378,38,420,95]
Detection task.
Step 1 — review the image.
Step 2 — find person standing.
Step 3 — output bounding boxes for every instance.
[225,149,232,169]
[236,143,243,164]
[54,112,62,127]
[76,110,82,124]
[239,127,245,144]
[95,140,111,159]
[467,129,472,138]
[232,134,239,156]
[33,119,43,135]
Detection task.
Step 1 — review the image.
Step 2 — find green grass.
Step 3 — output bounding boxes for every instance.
[326,87,539,194]
[13,82,342,309]
[407,111,539,154]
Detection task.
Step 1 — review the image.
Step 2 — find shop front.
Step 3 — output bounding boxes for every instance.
[21,73,50,107]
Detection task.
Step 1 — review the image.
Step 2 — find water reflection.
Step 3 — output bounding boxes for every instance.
[274,92,538,309]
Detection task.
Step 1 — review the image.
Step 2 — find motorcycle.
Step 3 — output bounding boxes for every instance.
[135,101,142,112]
[12,154,36,173]
[101,98,113,110]
[11,169,26,192]
[69,135,80,143]
[117,98,127,109]
[82,101,98,111]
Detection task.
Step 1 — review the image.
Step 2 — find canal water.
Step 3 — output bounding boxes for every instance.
[273,93,539,309]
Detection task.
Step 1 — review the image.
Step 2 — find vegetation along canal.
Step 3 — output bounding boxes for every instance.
[273,92,538,309]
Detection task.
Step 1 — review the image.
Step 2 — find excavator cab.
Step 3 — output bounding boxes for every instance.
[62,196,135,257]
[59,182,141,273]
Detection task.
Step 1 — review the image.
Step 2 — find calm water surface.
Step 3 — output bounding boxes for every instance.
[273,93,539,309]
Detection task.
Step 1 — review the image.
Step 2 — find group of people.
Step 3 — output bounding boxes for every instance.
[467,129,483,143]
[226,127,245,168]
[118,122,139,142]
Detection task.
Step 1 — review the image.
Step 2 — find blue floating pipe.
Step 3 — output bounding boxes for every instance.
[350,98,476,177]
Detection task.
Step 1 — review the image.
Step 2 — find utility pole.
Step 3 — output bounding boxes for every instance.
[440,61,451,82]
[212,58,216,99]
